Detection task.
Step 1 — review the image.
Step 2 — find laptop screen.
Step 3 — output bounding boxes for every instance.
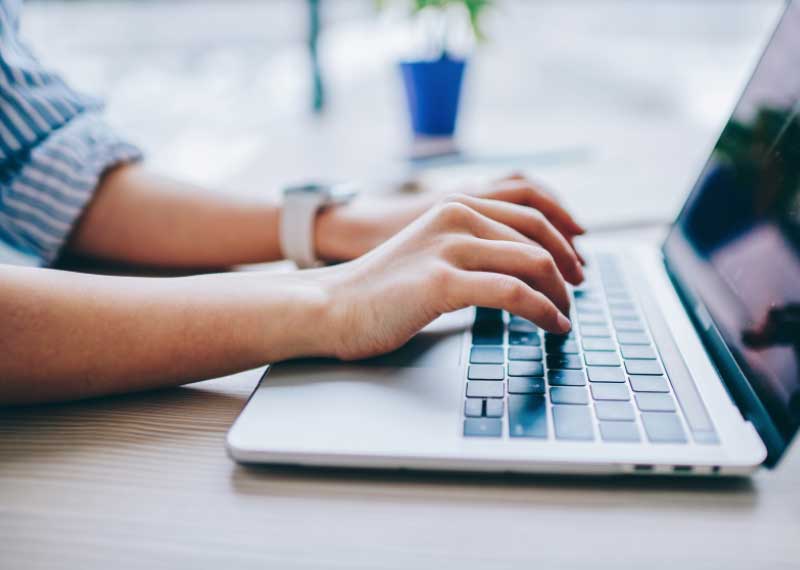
[664,2,800,461]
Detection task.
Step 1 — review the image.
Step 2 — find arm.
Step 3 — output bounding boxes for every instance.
[67,164,287,268]
[2,196,576,406]
[66,164,585,273]
[0,264,328,404]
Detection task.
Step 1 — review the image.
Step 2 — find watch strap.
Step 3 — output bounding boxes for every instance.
[280,191,326,269]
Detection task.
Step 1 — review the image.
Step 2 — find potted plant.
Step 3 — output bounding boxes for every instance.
[379,0,492,139]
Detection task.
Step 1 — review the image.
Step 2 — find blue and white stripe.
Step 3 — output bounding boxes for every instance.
[0,0,141,264]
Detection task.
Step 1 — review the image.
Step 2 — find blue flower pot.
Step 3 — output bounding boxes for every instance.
[400,55,466,137]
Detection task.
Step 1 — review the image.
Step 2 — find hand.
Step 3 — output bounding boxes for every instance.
[307,198,576,361]
[314,174,586,265]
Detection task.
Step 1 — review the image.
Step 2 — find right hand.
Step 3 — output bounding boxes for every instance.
[307,195,583,361]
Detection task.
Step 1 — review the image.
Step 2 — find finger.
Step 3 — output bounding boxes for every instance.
[491,177,586,237]
[448,237,572,316]
[447,194,583,285]
[449,270,571,334]
[488,178,586,265]
[569,236,587,266]
[447,206,572,314]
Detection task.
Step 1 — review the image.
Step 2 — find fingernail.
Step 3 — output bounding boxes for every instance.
[557,313,572,333]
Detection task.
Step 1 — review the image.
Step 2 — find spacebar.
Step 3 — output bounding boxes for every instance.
[629,265,718,441]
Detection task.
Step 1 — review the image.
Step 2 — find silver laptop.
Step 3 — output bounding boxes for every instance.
[227,4,800,476]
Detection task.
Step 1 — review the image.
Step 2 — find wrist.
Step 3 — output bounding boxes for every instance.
[314,192,437,262]
[263,271,338,361]
[314,205,375,262]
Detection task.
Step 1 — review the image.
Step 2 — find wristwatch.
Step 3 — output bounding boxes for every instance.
[279,182,358,268]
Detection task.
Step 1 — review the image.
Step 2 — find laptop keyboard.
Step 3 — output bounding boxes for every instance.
[462,253,716,444]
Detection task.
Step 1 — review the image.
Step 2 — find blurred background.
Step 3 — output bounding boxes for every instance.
[20,0,785,229]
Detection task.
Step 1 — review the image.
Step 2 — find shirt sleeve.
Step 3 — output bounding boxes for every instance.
[0,112,142,265]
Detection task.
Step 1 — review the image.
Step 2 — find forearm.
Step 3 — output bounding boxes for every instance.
[0,264,330,405]
[67,164,286,268]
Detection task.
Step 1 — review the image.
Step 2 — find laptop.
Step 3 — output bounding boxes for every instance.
[227,3,800,476]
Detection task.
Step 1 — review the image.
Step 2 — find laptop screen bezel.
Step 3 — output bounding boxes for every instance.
[661,2,795,467]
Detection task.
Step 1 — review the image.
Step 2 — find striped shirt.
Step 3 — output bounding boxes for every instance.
[0,0,141,264]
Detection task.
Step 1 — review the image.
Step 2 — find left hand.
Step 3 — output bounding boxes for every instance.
[314,174,586,281]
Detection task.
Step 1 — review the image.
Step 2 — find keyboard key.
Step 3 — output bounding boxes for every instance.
[611,309,639,321]
[614,320,645,332]
[508,395,548,438]
[509,331,541,346]
[584,352,621,367]
[582,338,616,352]
[508,317,538,333]
[474,307,503,323]
[599,421,641,442]
[576,301,604,314]
[595,401,635,421]
[590,383,630,401]
[546,355,583,370]
[468,364,505,381]
[577,313,607,325]
[472,330,503,345]
[466,381,504,398]
[470,346,504,364]
[508,377,546,395]
[620,345,656,360]
[508,361,544,377]
[548,369,586,386]
[464,399,483,417]
[553,405,594,440]
[605,291,631,302]
[617,332,650,345]
[472,308,504,345]
[641,412,687,443]
[581,325,611,338]
[508,346,543,361]
[635,392,676,412]
[485,399,504,418]
[572,289,596,300]
[625,360,663,376]
[464,418,502,437]
[550,386,589,405]
[545,340,579,354]
[545,332,575,342]
[587,366,625,383]
[629,375,669,393]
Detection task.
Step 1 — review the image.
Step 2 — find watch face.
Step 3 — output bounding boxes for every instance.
[285,183,328,195]
[285,182,358,204]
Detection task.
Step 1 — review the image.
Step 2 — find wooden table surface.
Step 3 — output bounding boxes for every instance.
[3,2,799,568]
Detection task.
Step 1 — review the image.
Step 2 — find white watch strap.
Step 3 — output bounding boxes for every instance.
[280,192,325,269]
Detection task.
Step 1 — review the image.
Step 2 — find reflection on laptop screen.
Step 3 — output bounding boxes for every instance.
[665,2,800,447]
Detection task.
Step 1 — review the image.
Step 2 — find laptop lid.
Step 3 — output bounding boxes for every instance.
[663,1,800,466]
